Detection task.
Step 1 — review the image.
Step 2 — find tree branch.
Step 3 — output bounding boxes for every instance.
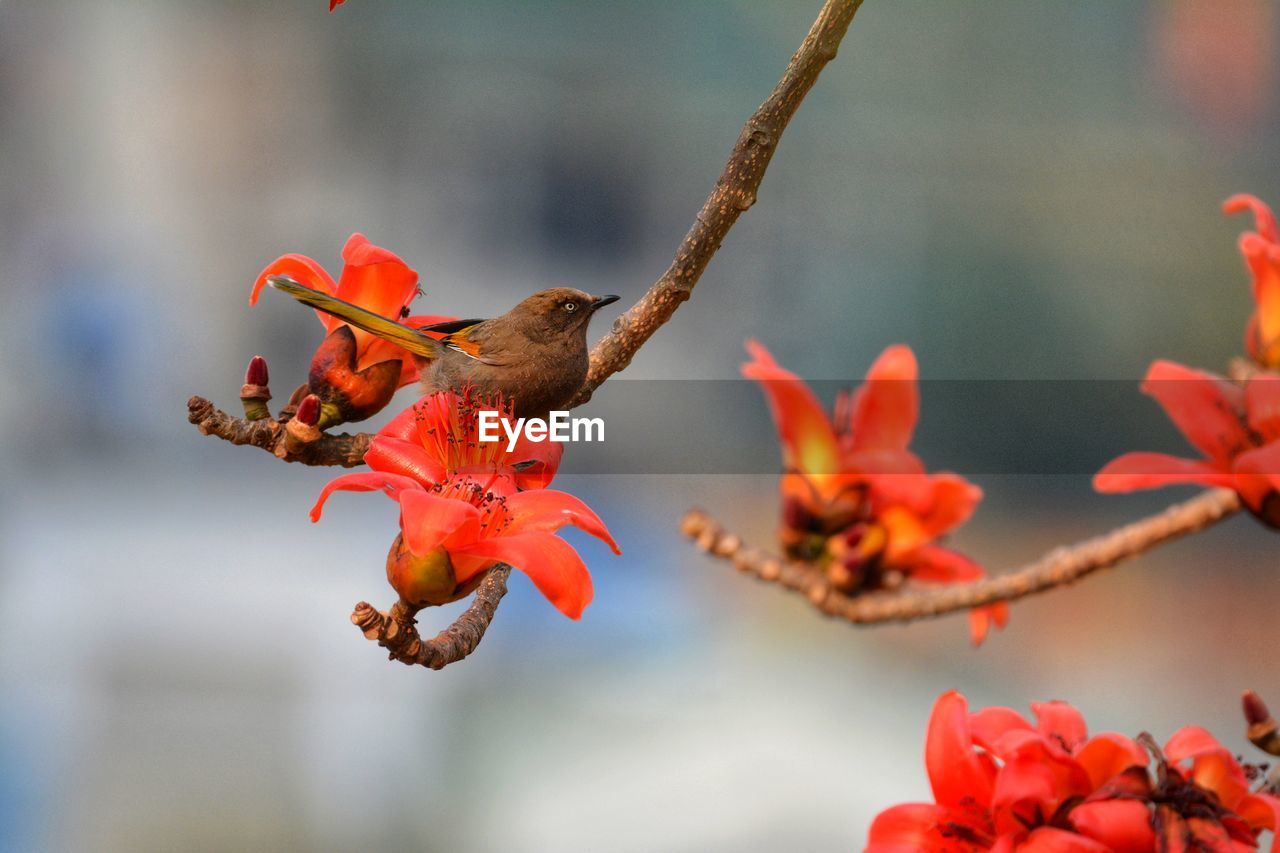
[681,488,1242,627]
[568,0,865,406]
[349,566,512,670]
[188,396,370,466]
[186,0,867,668]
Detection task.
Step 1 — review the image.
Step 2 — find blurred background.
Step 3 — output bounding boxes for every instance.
[3,0,1280,850]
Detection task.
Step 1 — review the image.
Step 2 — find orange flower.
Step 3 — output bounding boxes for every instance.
[250,233,452,426]
[743,341,1006,645]
[867,690,1280,852]
[310,389,617,618]
[1094,360,1280,527]
[1225,194,1280,368]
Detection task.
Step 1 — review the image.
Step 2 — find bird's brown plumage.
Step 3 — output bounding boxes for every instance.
[268,277,619,418]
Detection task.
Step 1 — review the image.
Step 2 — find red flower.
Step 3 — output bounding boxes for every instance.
[743,341,1007,645]
[1224,194,1280,368]
[311,389,617,618]
[329,0,346,10]
[867,690,1280,852]
[250,233,452,426]
[365,388,565,494]
[1094,360,1280,527]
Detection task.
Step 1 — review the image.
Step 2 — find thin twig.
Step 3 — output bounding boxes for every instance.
[568,0,865,406]
[350,566,512,670]
[188,396,370,466]
[681,488,1242,626]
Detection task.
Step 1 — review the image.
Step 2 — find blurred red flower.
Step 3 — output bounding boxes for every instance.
[250,233,452,426]
[1225,194,1280,369]
[310,389,617,618]
[743,341,1007,645]
[1094,360,1280,527]
[329,0,346,10]
[867,690,1280,852]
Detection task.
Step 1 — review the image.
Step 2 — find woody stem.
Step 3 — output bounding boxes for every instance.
[680,488,1242,625]
[568,0,866,407]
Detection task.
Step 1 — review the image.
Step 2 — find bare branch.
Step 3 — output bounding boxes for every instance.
[187,396,370,466]
[681,488,1242,626]
[569,0,866,406]
[350,566,512,670]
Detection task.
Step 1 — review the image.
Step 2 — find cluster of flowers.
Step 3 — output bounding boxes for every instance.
[743,194,1280,648]
[867,691,1280,852]
[251,234,618,618]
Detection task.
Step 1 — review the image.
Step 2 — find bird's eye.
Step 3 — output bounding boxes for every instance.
[563,301,578,313]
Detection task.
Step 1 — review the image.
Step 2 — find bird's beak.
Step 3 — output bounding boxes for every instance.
[591,294,621,310]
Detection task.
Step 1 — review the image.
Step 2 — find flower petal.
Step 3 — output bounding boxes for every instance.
[309,472,426,521]
[502,490,620,554]
[1238,232,1280,350]
[1031,701,1088,753]
[1140,360,1250,462]
[1236,792,1280,838]
[1225,193,1280,242]
[968,706,1034,754]
[365,436,449,487]
[1074,733,1148,790]
[844,345,919,454]
[1247,375,1280,443]
[1069,798,1157,853]
[1164,726,1250,810]
[251,253,339,330]
[332,233,421,350]
[1094,452,1236,493]
[450,532,593,619]
[926,690,996,810]
[866,803,978,853]
[741,340,840,476]
[1232,441,1280,512]
[397,490,481,557]
[1017,826,1117,853]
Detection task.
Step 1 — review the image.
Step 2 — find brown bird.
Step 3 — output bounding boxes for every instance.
[268,276,620,418]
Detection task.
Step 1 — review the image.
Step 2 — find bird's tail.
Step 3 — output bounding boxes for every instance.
[267,275,440,359]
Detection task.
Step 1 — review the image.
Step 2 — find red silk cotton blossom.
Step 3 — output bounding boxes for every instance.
[867,690,1280,852]
[1224,194,1280,369]
[742,341,1008,646]
[1094,361,1280,528]
[250,233,452,427]
[311,390,617,619]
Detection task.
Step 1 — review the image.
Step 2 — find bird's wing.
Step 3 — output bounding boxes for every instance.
[419,320,509,365]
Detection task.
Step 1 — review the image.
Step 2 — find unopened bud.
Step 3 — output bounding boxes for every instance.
[1244,689,1280,757]
[239,355,272,421]
[245,355,269,387]
[296,394,322,427]
[1245,690,1271,727]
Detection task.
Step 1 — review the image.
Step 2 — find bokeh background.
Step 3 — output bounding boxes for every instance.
[3,1,1280,850]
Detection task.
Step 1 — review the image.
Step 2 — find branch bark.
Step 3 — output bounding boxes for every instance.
[681,488,1242,626]
[188,396,370,466]
[350,566,512,670]
[568,0,865,406]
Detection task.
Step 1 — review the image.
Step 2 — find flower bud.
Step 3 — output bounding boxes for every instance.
[1244,690,1270,727]
[308,326,403,428]
[239,355,272,421]
[295,394,322,427]
[245,355,269,387]
[1244,689,1280,757]
[386,534,469,607]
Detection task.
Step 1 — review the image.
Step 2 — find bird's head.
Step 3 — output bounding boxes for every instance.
[510,287,620,339]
